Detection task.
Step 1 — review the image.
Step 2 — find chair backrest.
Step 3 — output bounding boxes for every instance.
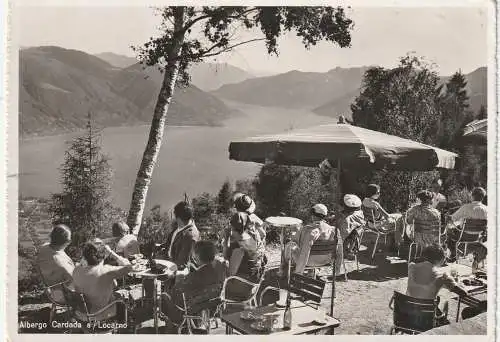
[392,291,437,333]
[62,285,90,317]
[183,284,223,315]
[412,216,440,236]
[35,264,68,306]
[362,206,376,224]
[462,219,487,234]
[289,273,326,305]
[309,239,337,257]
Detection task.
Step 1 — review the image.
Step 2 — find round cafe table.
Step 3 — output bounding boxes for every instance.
[129,259,177,333]
[265,217,303,270]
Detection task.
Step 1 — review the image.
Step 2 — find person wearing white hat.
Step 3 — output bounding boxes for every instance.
[336,194,366,260]
[284,204,343,275]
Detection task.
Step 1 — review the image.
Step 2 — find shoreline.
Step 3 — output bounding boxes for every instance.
[19,123,224,142]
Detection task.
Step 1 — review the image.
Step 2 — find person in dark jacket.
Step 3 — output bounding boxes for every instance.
[160,240,226,328]
[161,201,200,271]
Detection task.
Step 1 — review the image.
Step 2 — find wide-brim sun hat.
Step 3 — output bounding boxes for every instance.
[344,194,362,208]
[234,194,256,214]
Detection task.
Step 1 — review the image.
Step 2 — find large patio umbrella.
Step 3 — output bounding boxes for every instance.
[229,120,458,315]
[229,121,457,172]
[463,119,487,144]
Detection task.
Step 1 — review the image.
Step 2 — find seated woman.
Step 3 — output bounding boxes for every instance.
[363,184,403,251]
[406,190,442,249]
[111,222,140,259]
[223,194,265,259]
[225,211,267,301]
[284,204,343,275]
[72,240,133,321]
[335,195,365,260]
[160,240,227,331]
[406,244,467,322]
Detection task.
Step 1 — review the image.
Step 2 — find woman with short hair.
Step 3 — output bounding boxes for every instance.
[406,190,442,248]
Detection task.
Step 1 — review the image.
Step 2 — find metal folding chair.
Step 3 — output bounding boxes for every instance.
[454,219,487,262]
[220,266,279,310]
[36,265,71,324]
[389,291,438,334]
[361,207,396,260]
[407,218,443,263]
[62,285,128,333]
[176,285,223,334]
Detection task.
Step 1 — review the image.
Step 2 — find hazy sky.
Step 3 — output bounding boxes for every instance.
[16,5,489,75]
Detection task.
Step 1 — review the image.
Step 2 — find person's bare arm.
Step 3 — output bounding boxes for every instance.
[105,245,130,266]
[442,273,467,297]
[377,202,391,219]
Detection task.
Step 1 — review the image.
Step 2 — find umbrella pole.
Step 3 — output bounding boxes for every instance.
[337,159,342,210]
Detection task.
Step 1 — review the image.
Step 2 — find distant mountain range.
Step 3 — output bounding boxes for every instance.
[20,46,487,137]
[20,46,238,137]
[213,66,487,119]
[212,67,371,111]
[95,52,138,68]
[96,52,254,91]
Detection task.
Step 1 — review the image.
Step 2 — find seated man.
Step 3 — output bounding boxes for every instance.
[112,221,140,259]
[72,240,133,321]
[406,190,441,248]
[407,244,467,322]
[285,204,342,275]
[160,240,227,330]
[446,187,487,262]
[36,224,75,302]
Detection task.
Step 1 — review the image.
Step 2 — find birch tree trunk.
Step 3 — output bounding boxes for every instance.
[127,8,186,233]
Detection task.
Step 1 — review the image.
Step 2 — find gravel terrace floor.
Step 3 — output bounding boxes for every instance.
[18,241,484,335]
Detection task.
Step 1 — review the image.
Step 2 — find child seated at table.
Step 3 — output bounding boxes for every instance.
[406,244,467,322]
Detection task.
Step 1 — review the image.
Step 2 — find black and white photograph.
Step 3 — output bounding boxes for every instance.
[6,1,496,337]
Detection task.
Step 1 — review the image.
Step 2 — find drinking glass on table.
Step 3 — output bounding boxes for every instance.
[450,268,459,283]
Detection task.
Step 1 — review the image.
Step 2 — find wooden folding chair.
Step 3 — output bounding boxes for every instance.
[260,272,329,315]
[389,291,438,334]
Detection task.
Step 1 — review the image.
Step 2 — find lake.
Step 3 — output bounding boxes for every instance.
[19,101,335,212]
